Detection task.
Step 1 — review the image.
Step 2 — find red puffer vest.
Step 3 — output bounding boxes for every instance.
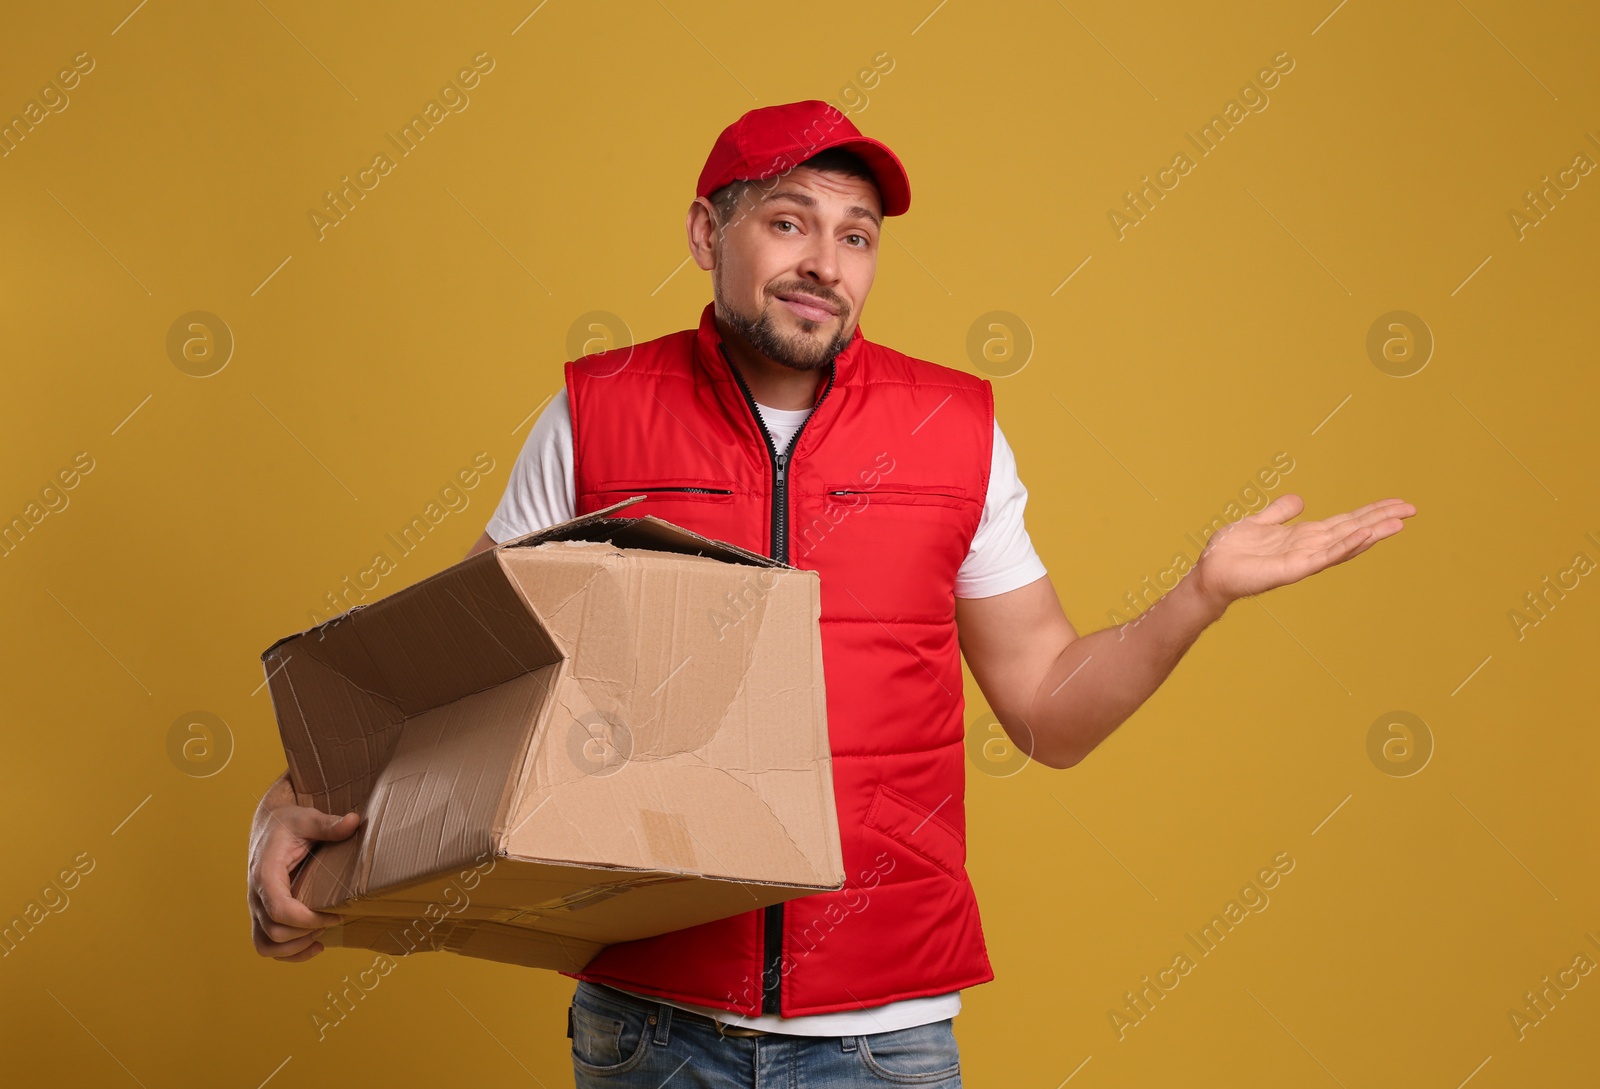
[558,300,996,1017]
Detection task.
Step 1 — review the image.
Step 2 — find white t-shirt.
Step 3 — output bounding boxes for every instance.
[485,387,1048,1035]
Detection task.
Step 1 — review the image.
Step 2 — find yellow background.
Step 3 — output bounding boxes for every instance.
[2,0,1596,1085]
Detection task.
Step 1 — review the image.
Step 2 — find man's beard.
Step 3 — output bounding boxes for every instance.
[715,270,853,372]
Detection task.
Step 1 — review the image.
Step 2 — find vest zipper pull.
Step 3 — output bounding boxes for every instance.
[775,453,788,484]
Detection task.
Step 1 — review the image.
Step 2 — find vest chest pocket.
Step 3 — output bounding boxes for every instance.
[824,484,969,511]
[589,481,737,503]
[807,484,977,578]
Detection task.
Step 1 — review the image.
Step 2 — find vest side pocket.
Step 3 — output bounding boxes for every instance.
[862,782,966,878]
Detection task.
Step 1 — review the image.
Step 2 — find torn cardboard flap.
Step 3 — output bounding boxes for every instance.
[260,496,842,973]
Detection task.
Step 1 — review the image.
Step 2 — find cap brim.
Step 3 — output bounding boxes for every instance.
[824,136,912,217]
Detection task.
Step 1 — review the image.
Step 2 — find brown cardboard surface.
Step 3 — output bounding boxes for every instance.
[260,496,843,972]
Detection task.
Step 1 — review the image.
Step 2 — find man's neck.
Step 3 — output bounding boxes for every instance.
[715,313,825,411]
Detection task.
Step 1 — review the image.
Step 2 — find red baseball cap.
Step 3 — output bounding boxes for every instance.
[696,99,911,217]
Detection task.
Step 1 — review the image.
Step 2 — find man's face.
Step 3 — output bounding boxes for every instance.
[697,166,881,372]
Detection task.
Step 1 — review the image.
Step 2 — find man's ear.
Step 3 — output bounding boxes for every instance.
[686,198,720,272]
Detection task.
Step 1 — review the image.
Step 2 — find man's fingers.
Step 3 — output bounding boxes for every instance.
[251,807,355,931]
[1248,493,1305,526]
[1316,525,1376,567]
[280,808,362,843]
[260,916,324,944]
[256,852,344,930]
[252,917,325,959]
[275,941,326,963]
[1320,498,1415,531]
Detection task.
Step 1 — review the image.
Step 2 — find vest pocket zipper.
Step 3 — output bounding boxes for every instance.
[825,487,968,501]
[592,486,735,495]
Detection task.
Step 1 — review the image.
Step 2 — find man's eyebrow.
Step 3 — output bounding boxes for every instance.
[761,189,881,227]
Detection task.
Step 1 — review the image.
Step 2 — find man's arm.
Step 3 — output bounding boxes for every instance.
[956,569,1223,769]
[956,493,1414,769]
[465,531,497,559]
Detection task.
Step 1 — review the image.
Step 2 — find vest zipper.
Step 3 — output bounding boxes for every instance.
[718,341,836,1016]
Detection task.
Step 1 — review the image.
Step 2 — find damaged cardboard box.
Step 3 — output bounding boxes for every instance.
[258,495,844,972]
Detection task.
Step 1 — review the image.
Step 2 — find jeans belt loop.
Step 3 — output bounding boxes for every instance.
[652,1002,673,1047]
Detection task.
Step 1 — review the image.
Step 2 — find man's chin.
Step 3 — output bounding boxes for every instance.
[772,346,834,372]
[775,307,839,331]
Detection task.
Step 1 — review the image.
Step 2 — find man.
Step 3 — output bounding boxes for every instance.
[247,100,1414,1086]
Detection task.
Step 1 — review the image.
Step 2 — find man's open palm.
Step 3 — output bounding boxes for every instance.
[1194,494,1416,606]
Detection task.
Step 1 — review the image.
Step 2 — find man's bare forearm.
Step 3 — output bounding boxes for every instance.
[1026,572,1229,768]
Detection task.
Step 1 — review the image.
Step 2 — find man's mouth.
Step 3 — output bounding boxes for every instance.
[775,292,840,322]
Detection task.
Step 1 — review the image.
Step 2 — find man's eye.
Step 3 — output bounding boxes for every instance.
[774,220,796,233]
[847,234,870,247]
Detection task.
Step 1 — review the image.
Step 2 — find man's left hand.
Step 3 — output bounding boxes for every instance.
[1191,494,1416,610]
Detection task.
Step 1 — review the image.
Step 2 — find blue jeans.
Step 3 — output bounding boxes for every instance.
[569,981,963,1087]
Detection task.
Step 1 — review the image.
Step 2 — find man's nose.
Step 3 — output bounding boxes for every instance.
[794,232,840,286]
